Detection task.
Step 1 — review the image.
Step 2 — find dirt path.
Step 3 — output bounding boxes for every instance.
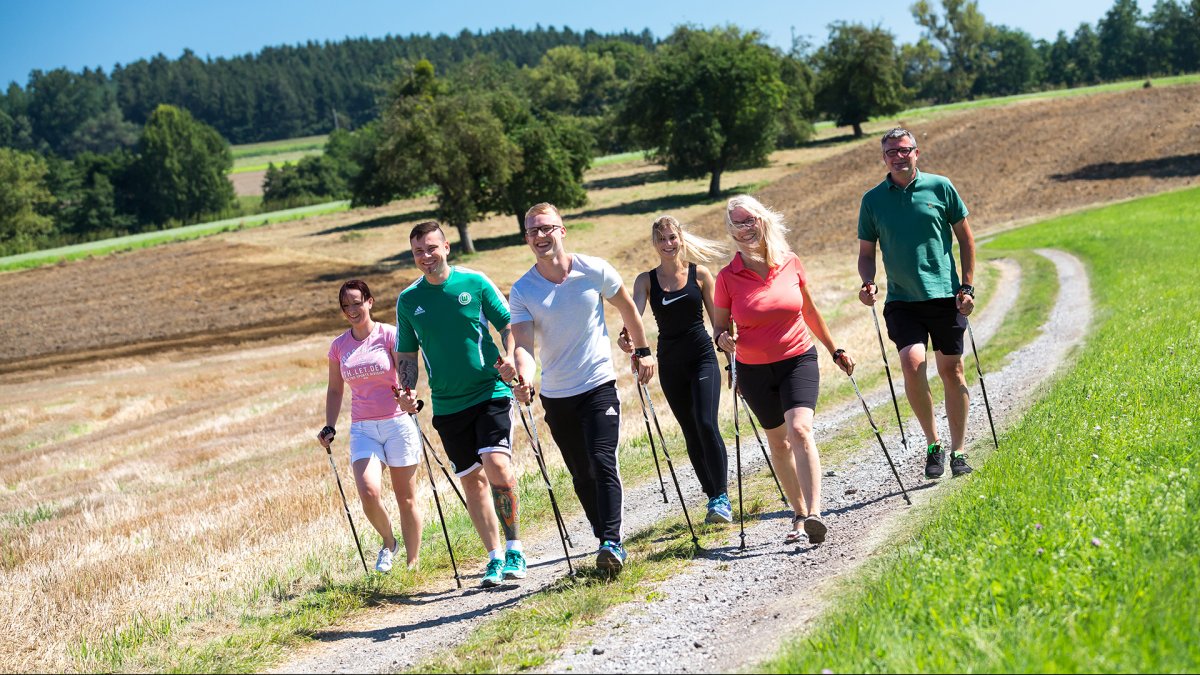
[273,250,1086,674]
[538,248,1091,673]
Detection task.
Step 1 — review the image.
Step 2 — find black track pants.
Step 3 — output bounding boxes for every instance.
[540,381,623,544]
[658,349,728,499]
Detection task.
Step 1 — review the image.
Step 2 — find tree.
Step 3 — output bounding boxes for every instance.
[813,23,907,137]
[900,38,944,102]
[1144,0,1187,74]
[500,113,593,231]
[1098,0,1148,80]
[1043,31,1076,86]
[1071,23,1103,85]
[973,26,1041,97]
[262,155,348,207]
[912,0,991,101]
[776,54,817,148]
[377,90,519,254]
[620,26,787,198]
[0,148,56,255]
[128,104,234,225]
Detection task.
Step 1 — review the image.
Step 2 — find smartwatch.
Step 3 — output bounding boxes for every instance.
[633,347,652,358]
[958,284,975,298]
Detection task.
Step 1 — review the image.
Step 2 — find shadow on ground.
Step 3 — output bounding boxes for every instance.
[1052,153,1200,181]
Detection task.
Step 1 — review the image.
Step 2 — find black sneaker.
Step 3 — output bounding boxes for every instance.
[924,443,945,479]
[950,452,974,476]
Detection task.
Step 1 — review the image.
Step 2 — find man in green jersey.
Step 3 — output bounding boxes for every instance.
[857,128,977,480]
[394,221,525,588]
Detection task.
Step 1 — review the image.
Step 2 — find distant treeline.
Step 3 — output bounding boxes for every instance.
[2,0,1198,257]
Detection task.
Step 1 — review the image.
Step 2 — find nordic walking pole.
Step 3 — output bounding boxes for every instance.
[410,397,462,588]
[634,363,701,550]
[730,354,747,551]
[318,428,370,576]
[515,376,576,576]
[870,302,910,454]
[965,319,999,449]
[623,330,667,503]
[845,373,911,505]
[737,393,787,506]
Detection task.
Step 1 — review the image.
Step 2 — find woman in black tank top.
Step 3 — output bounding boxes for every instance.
[619,216,733,524]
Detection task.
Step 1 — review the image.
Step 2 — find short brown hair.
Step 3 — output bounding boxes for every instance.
[523,202,562,228]
[338,279,373,304]
[409,220,444,240]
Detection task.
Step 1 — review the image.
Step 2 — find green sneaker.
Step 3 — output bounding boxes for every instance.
[481,557,505,588]
[502,549,527,580]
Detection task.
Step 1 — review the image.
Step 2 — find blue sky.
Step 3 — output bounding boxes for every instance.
[1,0,1120,87]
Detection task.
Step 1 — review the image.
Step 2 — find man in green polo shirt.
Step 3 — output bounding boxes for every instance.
[857,127,977,480]
[394,221,525,588]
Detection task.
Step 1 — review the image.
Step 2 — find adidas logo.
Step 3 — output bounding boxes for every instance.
[414,306,425,316]
[605,406,618,416]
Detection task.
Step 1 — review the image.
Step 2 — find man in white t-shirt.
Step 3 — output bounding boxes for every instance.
[511,202,656,577]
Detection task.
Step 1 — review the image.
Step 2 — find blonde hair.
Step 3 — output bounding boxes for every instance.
[725,194,791,267]
[524,202,563,227]
[651,215,728,265]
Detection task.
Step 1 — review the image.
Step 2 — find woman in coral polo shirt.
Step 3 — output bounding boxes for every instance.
[713,195,855,545]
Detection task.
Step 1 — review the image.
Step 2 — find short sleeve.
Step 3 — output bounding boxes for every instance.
[327,339,339,362]
[857,194,878,242]
[479,274,512,330]
[394,296,420,352]
[944,180,969,224]
[794,256,808,289]
[714,268,731,310]
[598,258,622,299]
[509,282,532,325]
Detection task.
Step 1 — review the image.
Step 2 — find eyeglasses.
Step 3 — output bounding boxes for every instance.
[524,225,562,238]
[730,216,758,229]
[884,146,917,158]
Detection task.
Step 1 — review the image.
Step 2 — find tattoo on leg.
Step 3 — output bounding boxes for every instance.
[491,485,520,541]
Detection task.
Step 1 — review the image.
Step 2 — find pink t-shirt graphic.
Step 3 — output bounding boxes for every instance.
[328,323,404,422]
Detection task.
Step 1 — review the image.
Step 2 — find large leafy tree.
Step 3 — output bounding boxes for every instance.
[377,88,519,254]
[912,0,991,102]
[1098,0,1148,80]
[0,148,56,255]
[972,26,1041,97]
[620,26,787,198]
[128,104,234,225]
[499,112,593,231]
[813,23,907,138]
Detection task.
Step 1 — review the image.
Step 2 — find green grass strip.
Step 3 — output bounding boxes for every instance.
[230,135,328,159]
[0,201,350,272]
[761,186,1200,673]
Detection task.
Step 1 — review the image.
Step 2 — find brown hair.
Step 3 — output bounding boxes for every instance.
[409,220,444,240]
[338,279,373,304]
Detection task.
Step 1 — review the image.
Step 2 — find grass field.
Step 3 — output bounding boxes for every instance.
[763,186,1200,672]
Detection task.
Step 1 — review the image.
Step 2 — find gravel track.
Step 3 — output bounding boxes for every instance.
[277,250,1089,673]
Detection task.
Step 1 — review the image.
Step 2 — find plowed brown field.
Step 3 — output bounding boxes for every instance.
[4,84,1198,380]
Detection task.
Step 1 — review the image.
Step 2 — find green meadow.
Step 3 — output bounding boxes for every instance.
[763,186,1200,673]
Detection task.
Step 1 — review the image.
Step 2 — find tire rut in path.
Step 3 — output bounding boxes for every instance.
[276,251,1084,673]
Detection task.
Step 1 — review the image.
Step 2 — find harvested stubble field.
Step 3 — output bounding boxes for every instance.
[1,84,1198,671]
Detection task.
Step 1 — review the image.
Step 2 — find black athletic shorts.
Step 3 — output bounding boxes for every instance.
[431,396,515,476]
[883,297,967,355]
[736,347,820,429]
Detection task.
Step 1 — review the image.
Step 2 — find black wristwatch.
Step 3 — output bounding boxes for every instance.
[320,425,336,439]
[861,280,875,290]
[633,347,652,358]
[958,284,975,298]
[832,348,846,363]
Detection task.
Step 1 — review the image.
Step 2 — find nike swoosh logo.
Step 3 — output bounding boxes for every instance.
[662,295,687,306]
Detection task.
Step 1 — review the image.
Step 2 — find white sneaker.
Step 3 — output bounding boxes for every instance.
[375,541,398,573]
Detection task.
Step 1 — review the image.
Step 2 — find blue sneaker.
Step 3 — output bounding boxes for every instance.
[502,549,527,580]
[705,494,733,524]
[596,540,626,576]
[481,557,505,587]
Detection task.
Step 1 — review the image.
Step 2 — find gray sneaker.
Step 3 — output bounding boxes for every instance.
[375,541,398,573]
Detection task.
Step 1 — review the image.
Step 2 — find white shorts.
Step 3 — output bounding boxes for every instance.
[348,415,420,468]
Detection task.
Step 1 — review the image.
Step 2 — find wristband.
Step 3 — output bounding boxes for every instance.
[633,347,652,358]
[832,348,846,363]
[958,284,975,298]
[320,425,336,439]
[861,280,875,290]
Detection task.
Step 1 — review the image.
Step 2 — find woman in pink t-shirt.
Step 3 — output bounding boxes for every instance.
[317,280,422,573]
[713,195,855,546]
